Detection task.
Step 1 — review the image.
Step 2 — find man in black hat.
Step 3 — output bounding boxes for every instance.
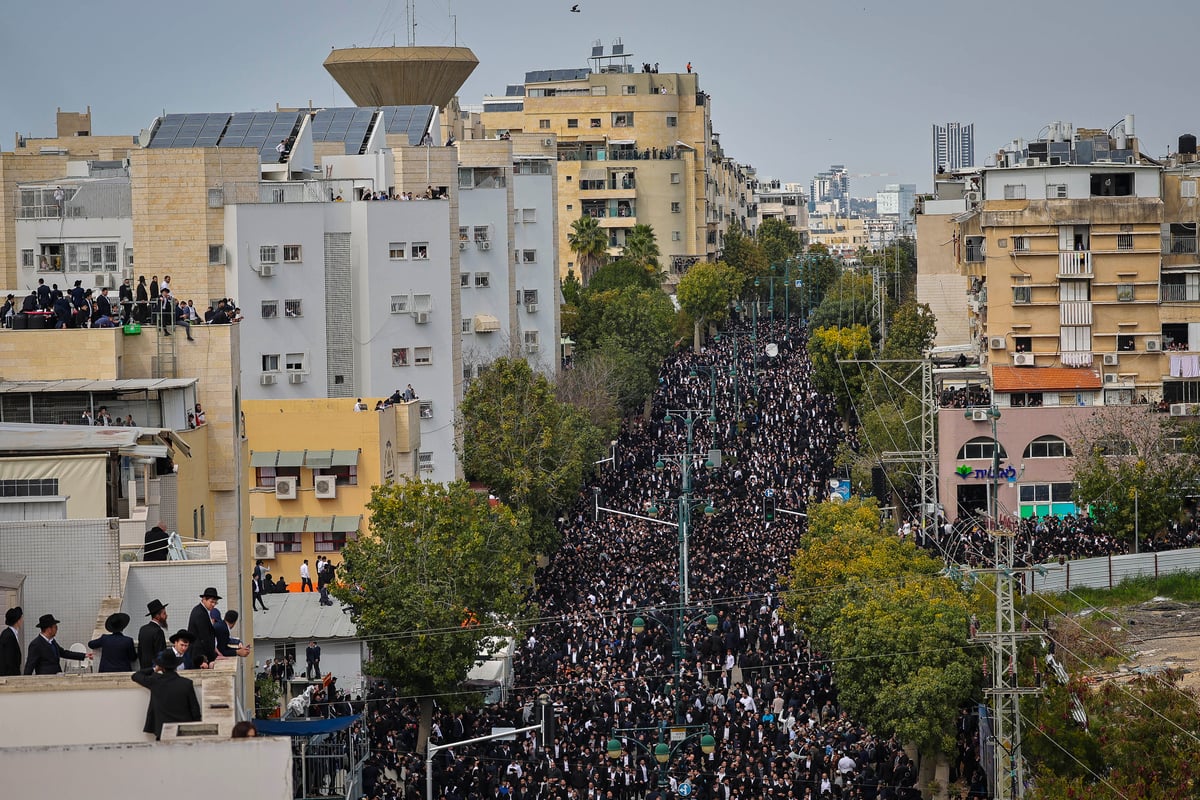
[138,599,169,669]
[132,649,202,740]
[24,614,90,675]
[188,588,222,666]
[166,629,200,669]
[87,612,137,673]
[0,606,22,675]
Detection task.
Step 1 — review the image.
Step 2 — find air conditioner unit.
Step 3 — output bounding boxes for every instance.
[459,240,468,250]
[1170,403,1200,417]
[415,311,430,324]
[971,409,990,422]
[525,302,539,313]
[1146,339,1160,352]
[94,274,107,288]
[260,373,277,386]
[525,343,540,353]
[314,475,337,499]
[989,336,1007,350]
[253,542,275,560]
[260,264,275,277]
[478,241,491,251]
[1013,352,1034,366]
[274,477,297,500]
[1104,373,1118,384]
[964,191,980,204]
[542,138,554,147]
[1102,353,1119,366]
[288,372,305,384]
[1025,157,1039,167]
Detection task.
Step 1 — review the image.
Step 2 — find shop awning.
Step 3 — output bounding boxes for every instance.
[474,314,501,333]
[579,168,608,181]
[250,450,305,468]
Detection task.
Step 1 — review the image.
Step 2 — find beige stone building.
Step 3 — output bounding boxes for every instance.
[477,47,752,283]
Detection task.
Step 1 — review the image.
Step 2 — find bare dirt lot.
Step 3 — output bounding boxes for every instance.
[1110,598,1200,691]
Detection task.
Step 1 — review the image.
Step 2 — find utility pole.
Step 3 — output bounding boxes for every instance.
[872,261,887,350]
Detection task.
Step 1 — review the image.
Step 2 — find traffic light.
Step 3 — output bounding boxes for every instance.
[536,693,555,748]
[763,493,775,522]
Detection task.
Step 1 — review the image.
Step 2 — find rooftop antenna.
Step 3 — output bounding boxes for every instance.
[406,0,416,47]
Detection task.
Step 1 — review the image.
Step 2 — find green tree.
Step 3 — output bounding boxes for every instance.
[757,218,802,267]
[797,245,843,316]
[676,261,744,349]
[332,479,533,752]
[621,224,661,276]
[459,358,605,552]
[720,226,768,287]
[587,258,659,294]
[807,325,872,418]
[808,270,877,334]
[882,302,937,359]
[568,215,609,284]
[555,350,622,440]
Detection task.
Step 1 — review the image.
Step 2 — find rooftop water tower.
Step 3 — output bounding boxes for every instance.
[323,46,479,108]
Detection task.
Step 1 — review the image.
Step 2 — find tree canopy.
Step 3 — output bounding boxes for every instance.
[676,261,744,329]
[807,324,872,418]
[568,215,608,284]
[459,358,605,553]
[620,223,661,276]
[332,479,533,750]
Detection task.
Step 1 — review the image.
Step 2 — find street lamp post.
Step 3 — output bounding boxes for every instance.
[607,725,716,797]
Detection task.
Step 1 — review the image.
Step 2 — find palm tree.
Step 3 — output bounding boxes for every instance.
[568,215,608,284]
[621,224,661,277]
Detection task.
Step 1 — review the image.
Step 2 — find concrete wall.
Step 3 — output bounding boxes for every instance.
[916,212,970,347]
[0,737,292,800]
[0,327,124,379]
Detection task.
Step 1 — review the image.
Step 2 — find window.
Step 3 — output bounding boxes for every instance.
[1024,435,1071,459]
[538,119,551,129]
[666,115,677,127]
[1182,180,1198,199]
[622,85,637,95]
[1012,236,1029,252]
[473,226,490,243]
[1091,172,1134,197]
[1118,334,1135,351]
[672,231,681,242]
[1013,336,1032,353]
[411,243,429,260]
[462,318,473,334]
[475,272,491,288]
[1018,482,1075,510]
[1116,283,1134,302]
[957,437,1007,461]
[391,347,409,367]
[521,250,537,264]
[207,188,224,208]
[262,354,280,372]
[389,242,407,260]
[460,272,470,287]
[413,294,432,312]
[21,249,34,268]
[259,246,278,264]
[523,289,539,305]
[1060,279,1090,301]
[1046,183,1068,199]
[964,236,985,262]
[418,451,435,471]
[1060,325,1092,352]
[1105,388,1134,406]
[458,226,470,242]
[208,244,225,265]
[0,478,59,497]
[1008,392,1043,408]
[257,466,300,491]
[1003,184,1027,200]
[670,173,681,185]
[590,118,601,128]
[285,353,305,372]
[523,330,540,350]
[390,295,409,314]
[1117,233,1134,250]
[283,245,302,263]
[257,532,301,553]
[1012,285,1031,304]
[314,531,356,552]
[284,299,302,317]
[261,300,278,319]
[419,401,433,419]
[671,202,681,213]
[567,118,578,129]
[414,346,432,365]
[315,465,358,486]
[522,208,536,223]
[611,112,634,127]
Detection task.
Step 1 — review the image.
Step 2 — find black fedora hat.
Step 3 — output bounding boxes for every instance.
[105,612,131,633]
[157,649,182,670]
[200,587,222,600]
[169,629,195,644]
[36,613,61,630]
[145,599,167,617]
[4,606,21,626]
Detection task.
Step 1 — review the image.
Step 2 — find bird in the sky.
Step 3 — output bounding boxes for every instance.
[570,4,581,12]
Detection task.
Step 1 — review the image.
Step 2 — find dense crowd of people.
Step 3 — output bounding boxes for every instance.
[357,319,978,800]
[938,385,991,409]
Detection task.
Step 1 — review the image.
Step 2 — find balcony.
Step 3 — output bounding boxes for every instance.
[1161,283,1200,303]
[1162,235,1197,255]
[1058,251,1093,277]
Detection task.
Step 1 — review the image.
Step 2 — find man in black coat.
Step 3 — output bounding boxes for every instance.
[143,521,170,562]
[138,599,169,670]
[87,612,138,673]
[24,613,90,674]
[118,278,134,323]
[132,649,202,739]
[187,587,221,666]
[0,606,22,676]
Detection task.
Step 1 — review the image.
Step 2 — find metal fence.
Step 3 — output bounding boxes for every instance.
[1027,547,1200,594]
[219,179,371,205]
[16,183,132,219]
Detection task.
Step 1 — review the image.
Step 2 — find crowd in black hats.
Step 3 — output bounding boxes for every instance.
[358,320,958,800]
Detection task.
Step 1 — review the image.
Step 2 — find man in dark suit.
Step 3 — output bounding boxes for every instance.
[138,599,169,670]
[87,612,138,673]
[187,588,221,666]
[0,606,22,676]
[143,521,170,562]
[94,287,113,323]
[132,649,202,739]
[24,614,90,674]
[305,641,321,679]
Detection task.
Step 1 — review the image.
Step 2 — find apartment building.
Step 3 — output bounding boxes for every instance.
[478,42,750,282]
[754,179,809,241]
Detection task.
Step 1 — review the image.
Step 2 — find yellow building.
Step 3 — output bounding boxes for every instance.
[478,49,751,283]
[244,398,421,581]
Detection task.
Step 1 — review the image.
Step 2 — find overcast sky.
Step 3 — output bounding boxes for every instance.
[3,0,1193,196]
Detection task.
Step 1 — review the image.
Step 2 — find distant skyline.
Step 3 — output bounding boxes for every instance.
[3,0,1195,197]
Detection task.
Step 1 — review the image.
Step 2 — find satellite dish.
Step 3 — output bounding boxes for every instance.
[765,343,779,358]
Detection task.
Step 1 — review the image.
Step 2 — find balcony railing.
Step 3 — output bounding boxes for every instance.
[1162,236,1197,255]
[219,179,373,204]
[17,184,131,220]
[1162,284,1200,302]
[1058,251,1093,276]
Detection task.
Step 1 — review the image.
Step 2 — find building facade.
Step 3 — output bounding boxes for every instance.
[933,121,975,172]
